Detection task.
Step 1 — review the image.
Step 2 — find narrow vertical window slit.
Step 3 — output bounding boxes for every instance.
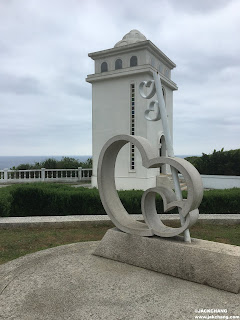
[130,84,135,170]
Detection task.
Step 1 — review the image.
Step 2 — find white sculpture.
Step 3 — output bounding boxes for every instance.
[97,72,203,242]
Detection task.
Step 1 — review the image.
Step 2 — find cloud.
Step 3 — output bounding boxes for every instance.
[0,0,239,156]
[167,0,234,13]
[61,81,91,99]
[0,73,44,95]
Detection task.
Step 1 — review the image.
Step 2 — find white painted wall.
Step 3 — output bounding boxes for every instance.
[91,71,166,190]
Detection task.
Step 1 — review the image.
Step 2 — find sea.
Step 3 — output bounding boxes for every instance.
[0,155,197,170]
[0,156,92,170]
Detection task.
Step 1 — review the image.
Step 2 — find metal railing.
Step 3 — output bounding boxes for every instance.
[0,167,92,183]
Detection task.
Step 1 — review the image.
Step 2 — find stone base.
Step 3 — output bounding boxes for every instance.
[93,228,240,293]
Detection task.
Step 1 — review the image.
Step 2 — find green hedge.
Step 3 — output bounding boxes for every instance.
[0,188,13,217]
[8,184,104,217]
[0,183,239,217]
[198,188,240,214]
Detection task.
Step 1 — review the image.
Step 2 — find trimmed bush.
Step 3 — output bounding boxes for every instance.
[0,183,239,217]
[199,188,240,214]
[0,188,12,217]
[119,189,143,213]
[8,184,105,217]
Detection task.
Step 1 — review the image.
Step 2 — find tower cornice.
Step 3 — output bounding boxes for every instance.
[86,65,178,91]
[88,40,176,70]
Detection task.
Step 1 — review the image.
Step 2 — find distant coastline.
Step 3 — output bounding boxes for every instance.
[0,155,198,170]
[0,156,92,170]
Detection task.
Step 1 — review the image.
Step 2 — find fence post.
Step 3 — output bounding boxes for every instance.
[4,168,8,183]
[78,167,82,181]
[41,168,45,182]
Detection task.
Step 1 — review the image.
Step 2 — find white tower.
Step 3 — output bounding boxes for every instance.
[86,30,178,190]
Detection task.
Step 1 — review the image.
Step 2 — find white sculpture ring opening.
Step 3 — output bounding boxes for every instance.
[97,134,203,237]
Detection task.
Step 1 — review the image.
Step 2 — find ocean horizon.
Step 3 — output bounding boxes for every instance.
[0,155,199,170]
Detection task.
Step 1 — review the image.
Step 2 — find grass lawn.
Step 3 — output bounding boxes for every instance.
[0,222,239,265]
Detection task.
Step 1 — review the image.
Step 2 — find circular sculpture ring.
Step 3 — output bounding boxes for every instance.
[141,187,199,237]
[97,135,203,237]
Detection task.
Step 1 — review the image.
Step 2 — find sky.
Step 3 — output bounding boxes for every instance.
[0,0,239,156]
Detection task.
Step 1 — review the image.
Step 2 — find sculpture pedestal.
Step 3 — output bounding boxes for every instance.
[93,228,240,293]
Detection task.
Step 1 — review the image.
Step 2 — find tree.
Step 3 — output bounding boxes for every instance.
[185,148,240,175]
[11,157,93,170]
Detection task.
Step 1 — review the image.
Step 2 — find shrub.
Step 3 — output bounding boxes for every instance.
[199,188,240,214]
[0,187,13,217]
[118,190,143,213]
[0,184,239,217]
[8,184,105,217]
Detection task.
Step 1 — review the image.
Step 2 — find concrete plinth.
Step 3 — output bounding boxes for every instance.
[94,228,240,293]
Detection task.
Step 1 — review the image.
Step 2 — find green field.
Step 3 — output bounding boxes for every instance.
[0,222,239,265]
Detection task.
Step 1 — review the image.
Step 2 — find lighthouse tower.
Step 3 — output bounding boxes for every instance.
[86,30,178,190]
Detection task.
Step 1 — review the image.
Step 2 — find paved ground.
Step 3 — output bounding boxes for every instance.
[0,241,239,320]
[0,214,239,229]
[0,182,91,188]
